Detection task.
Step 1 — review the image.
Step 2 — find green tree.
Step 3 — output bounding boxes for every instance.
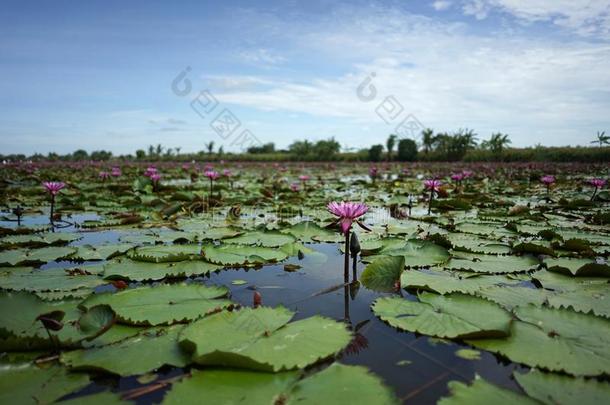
[368,144,384,162]
[313,138,341,160]
[247,143,275,154]
[397,139,418,161]
[72,149,88,160]
[135,149,146,160]
[481,133,511,155]
[421,128,436,154]
[386,134,397,161]
[591,131,609,148]
[205,141,215,155]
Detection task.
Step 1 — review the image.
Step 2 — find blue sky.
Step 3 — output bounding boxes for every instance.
[1,0,610,154]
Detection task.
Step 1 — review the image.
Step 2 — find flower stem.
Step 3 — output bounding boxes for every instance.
[344,231,350,282]
[428,189,434,215]
[50,194,55,225]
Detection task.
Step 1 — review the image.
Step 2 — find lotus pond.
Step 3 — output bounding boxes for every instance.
[0,161,609,404]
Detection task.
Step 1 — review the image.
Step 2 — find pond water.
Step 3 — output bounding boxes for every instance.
[1,213,527,404]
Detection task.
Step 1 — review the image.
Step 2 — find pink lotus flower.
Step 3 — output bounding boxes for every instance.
[111,167,121,177]
[42,181,65,196]
[99,171,110,180]
[150,173,161,184]
[462,170,473,178]
[451,173,464,182]
[588,178,607,188]
[223,169,232,177]
[144,166,158,177]
[424,179,442,192]
[541,175,555,185]
[327,201,369,235]
[205,170,220,180]
[369,166,378,178]
[290,182,300,192]
[299,175,310,182]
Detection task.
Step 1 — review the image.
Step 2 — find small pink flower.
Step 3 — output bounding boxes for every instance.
[327,201,369,235]
[223,169,232,177]
[99,171,110,180]
[451,173,464,182]
[144,166,158,177]
[150,173,161,183]
[424,179,442,192]
[182,163,190,170]
[204,164,214,171]
[369,166,378,178]
[541,175,555,185]
[42,181,65,196]
[111,167,121,177]
[290,182,300,192]
[588,178,607,188]
[299,175,310,182]
[462,170,473,178]
[205,170,220,180]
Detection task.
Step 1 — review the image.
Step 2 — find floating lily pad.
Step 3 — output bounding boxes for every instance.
[180,306,351,371]
[61,326,189,376]
[202,244,288,266]
[224,231,296,247]
[545,257,610,277]
[0,246,76,266]
[469,305,610,376]
[128,245,202,263]
[0,364,90,405]
[102,258,222,281]
[372,293,511,339]
[444,252,539,274]
[401,268,521,295]
[361,256,405,292]
[80,283,232,326]
[439,375,537,405]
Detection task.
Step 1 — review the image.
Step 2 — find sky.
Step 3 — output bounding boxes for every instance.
[1,0,610,155]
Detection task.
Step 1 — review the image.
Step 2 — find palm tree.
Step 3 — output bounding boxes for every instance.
[205,141,215,155]
[155,144,163,156]
[421,128,435,154]
[591,131,609,148]
[386,134,397,161]
[482,133,511,154]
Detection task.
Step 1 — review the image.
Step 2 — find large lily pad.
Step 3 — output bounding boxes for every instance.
[180,307,352,371]
[102,258,222,281]
[0,246,76,266]
[0,364,90,405]
[401,268,521,295]
[361,256,405,292]
[372,293,511,339]
[439,375,537,405]
[514,369,610,405]
[201,244,288,266]
[80,283,232,326]
[224,231,296,247]
[128,244,202,263]
[443,252,539,274]
[61,326,189,376]
[469,305,610,376]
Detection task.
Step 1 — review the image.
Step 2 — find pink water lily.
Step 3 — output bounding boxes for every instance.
[451,173,464,182]
[423,179,442,192]
[541,175,555,185]
[42,181,65,196]
[299,175,310,182]
[327,201,369,235]
[205,170,220,180]
[588,178,607,188]
[111,167,122,177]
[99,171,110,180]
[290,182,300,192]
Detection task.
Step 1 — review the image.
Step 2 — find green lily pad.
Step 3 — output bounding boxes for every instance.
[0,364,90,405]
[202,244,288,266]
[180,307,352,372]
[401,268,521,295]
[444,252,539,274]
[128,244,202,263]
[439,375,537,405]
[545,258,610,277]
[372,293,511,339]
[61,326,189,376]
[0,246,76,266]
[514,369,610,405]
[102,258,222,281]
[361,256,405,292]
[469,305,610,376]
[80,283,232,326]
[224,231,296,247]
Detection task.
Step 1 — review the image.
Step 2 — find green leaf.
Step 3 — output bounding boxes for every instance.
[0,246,76,266]
[163,369,299,405]
[202,244,288,266]
[401,268,521,295]
[58,391,132,405]
[469,305,610,376]
[0,365,90,405]
[69,244,132,261]
[102,258,221,281]
[281,221,336,243]
[439,375,537,405]
[61,326,189,376]
[285,363,398,405]
[0,267,104,292]
[545,257,610,277]
[444,252,539,274]
[180,307,352,372]
[80,283,232,326]
[128,244,202,263]
[372,293,511,339]
[514,369,610,405]
[369,239,449,268]
[78,305,115,339]
[224,231,296,247]
[361,256,405,292]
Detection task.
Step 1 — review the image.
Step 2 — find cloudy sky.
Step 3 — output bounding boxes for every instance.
[1,0,610,154]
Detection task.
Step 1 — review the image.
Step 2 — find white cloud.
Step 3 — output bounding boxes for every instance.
[211,4,610,146]
[238,48,286,66]
[460,0,610,37]
[433,1,453,11]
